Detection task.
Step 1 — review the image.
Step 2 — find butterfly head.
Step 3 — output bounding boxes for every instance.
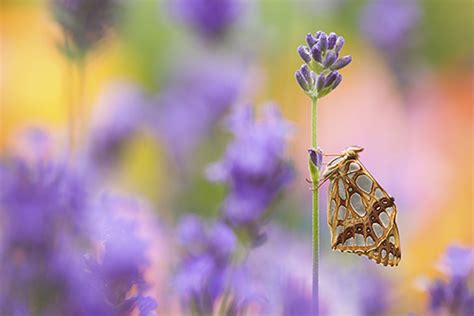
[343,146,364,159]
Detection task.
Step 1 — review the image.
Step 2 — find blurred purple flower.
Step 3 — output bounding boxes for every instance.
[52,0,118,57]
[358,271,391,316]
[86,193,158,315]
[206,104,293,235]
[0,153,157,315]
[282,279,312,316]
[87,82,147,170]
[427,245,474,316]
[51,0,118,58]
[175,215,236,314]
[171,0,244,40]
[436,245,474,278]
[360,0,420,56]
[151,61,243,162]
[0,156,89,315]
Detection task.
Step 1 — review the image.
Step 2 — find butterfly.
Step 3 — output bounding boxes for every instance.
[319,146,401,267]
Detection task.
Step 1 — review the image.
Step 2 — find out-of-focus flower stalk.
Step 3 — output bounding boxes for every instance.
[51,0,117,161]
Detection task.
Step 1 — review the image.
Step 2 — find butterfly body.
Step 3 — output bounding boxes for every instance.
[322,146,401,266]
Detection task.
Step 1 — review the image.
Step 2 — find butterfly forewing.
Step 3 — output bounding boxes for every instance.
[325,150,401,266]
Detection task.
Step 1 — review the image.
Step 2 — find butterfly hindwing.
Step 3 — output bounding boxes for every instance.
[366,221,401,266]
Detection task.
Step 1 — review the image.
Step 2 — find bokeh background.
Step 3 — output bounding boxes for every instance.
[1,0,473,315]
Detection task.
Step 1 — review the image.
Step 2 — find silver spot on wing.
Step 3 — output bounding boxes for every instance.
[350,192,366,216]
[374,188,385,199]
[338,179,346,200]
[329,200,336,225]
[356,174,373,193]
[343,237,354,247]
[355,233,365,246]
[379,212,390,228]
[372,223,384,238]
[337,206,347,220]
[366,236,375,246]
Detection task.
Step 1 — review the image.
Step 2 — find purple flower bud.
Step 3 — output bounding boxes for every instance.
[300,64,312,84]
[315,31,321,39]
[305,33,317,48]
[323,51,337,68]
[318,32,328,51]
[308,148,323,169]
[331,74,343,90]
[331,55,352,70]
[325,71,338,87]
[316,74,325,92]
[297,45,312,63]
[328,32,337,50]
[311,45,322,63]
[295,71,309,91]
[335,36,345,53]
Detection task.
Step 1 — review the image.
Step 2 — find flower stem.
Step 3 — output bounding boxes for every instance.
[309,96,319,315]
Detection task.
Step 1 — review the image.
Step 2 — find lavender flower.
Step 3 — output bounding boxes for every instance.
[0,153,157,315]
[0,156,89,315]
[152,61,243,162]
[295,31,351,98]
[171,0,244,40]
[175,215,236,314]
[206,104,293,242]
[427,245,474,316]
[282,279,312,316]
[51,0,118,58]
[360,0,420,56]
[86,193,158,315]
[87,82,147,170]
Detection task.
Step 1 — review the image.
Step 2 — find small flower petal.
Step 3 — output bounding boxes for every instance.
[316,74,325,92]
[335,36,345,53]
[311,45,322,63]
[328,32,337,50]
[295,71,309,92]
[325,71,339,87]
[331,74,343,89]
[323,51,338,68]
[331,55,352,70]
[318,32,328,51]
[300,64,312,84]
[305,33,317,48]
[297,45,312,63]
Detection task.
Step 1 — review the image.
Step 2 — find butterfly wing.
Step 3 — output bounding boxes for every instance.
[327,158,401,266]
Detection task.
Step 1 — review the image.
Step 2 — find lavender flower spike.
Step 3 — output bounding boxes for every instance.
[295,30,352,98]
[175,215,236,314]
[427,245,474,316]
[360,0,420,56]
[172,0,244,40]
[206,104,294,242]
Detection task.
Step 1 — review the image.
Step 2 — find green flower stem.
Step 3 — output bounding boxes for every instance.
[309,96,319,315]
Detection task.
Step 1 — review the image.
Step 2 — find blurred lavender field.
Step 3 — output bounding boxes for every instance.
[0,0,473,315]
